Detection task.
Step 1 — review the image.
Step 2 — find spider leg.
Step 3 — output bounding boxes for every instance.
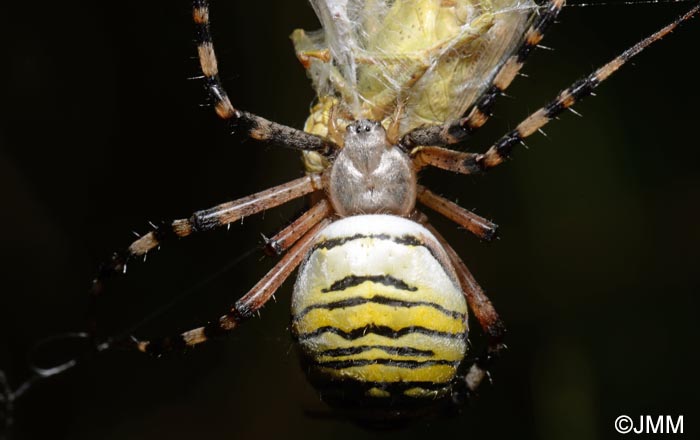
[89,174,323,317]
[474,4,699,171]
[399,0,564,149]
[413,4,699,169]
[419,218,505,392]
[192,0,338,156]
[263,199,334,257]
[133,218,332,355]
[412,146,481,175]
[416,186,498,241]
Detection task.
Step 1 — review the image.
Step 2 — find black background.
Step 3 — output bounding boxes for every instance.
[1,1,698,439]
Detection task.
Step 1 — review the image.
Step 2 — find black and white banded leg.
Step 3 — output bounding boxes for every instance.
[410,4,700,168]
[192,0,339,156]
[400,0,565,149]
[89,174,324,335]
[133,218,331,355]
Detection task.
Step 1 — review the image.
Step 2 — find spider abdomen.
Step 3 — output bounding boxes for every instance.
[291,215,468,404]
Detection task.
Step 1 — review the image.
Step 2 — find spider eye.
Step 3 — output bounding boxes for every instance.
[347,120,376,134]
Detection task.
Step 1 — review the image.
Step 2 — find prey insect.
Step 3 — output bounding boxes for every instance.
[87,0,699,417]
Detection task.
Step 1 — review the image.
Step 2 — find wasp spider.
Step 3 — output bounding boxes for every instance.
[88,0,699,415]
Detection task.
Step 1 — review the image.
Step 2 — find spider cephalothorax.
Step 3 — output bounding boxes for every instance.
[328,120,417,217]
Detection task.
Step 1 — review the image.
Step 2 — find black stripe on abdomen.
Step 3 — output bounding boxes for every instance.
[313,233,424,252]
[294,295,466,321]
[317,345,435,357]
[315,358,459,369]
[296,325,467,341]
[321,275,418,293]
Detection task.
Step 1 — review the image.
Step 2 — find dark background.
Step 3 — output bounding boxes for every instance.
[1,1,698,439]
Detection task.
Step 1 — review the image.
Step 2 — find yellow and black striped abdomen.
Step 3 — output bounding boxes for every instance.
[292,215,468,403]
